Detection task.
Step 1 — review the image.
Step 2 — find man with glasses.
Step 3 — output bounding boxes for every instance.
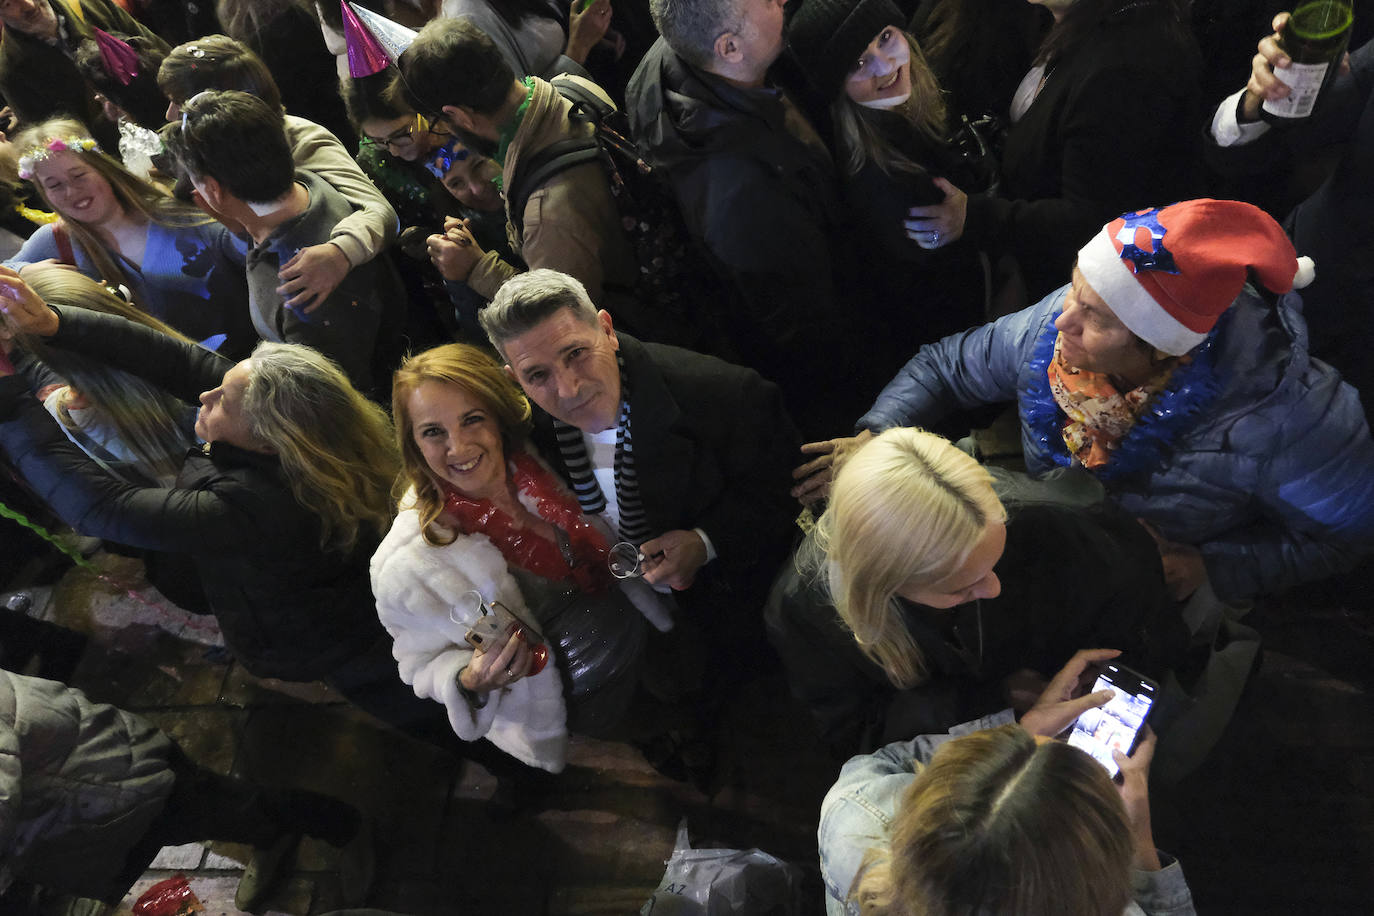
[0,0,166,143]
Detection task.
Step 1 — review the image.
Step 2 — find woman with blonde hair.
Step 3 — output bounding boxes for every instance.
[819,649,1196,915]
[0,268,459,747]
[817,426,1007,689]
[372,342,672,778]
[766,428,1182,757]
[8,264,197,486]
[5,119,256,357]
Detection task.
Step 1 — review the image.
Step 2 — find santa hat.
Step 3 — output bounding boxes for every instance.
[342,1,417,78]
[1076,199,1316,356]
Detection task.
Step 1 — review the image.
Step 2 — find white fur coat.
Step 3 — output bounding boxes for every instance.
[370,485,674,773]
[371,507,572,772]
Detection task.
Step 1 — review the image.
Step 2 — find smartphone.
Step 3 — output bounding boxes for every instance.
[1066,663,1157,779]
[463,613,517,651]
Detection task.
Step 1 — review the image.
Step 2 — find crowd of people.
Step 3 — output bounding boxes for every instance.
[0,0,1370,911]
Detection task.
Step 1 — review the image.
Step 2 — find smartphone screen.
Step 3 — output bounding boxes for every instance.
[1066,664,1157,778]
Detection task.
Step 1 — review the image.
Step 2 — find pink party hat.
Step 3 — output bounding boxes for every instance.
[93,28,139,86]
[343,2,418,77]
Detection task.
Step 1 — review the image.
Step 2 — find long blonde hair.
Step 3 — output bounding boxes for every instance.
[15,119,210,296]
[390,343,533,546]
[812,428,1006,688]
[240,343,398,551]
[16,266,196,484]
[852,725,1134,916]
[832,32,948,180]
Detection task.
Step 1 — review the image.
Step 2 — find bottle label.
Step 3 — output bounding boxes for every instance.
[1262,61,1331,118]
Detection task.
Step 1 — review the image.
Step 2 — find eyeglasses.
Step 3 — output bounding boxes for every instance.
[365,123,416,150]
[365,113,436,151]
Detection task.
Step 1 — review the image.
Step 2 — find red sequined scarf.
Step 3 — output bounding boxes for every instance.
[440,451,612,593]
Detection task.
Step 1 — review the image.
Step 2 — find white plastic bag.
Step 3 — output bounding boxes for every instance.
[640,819,802,915]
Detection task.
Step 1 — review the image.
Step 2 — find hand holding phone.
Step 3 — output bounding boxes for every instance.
[1019,648,1120,739]
[1066,663,1158,779]
[453,590,548,679]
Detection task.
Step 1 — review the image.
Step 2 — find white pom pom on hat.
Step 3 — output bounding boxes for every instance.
[1076,199,1315,356]
[1293,255,1316,290]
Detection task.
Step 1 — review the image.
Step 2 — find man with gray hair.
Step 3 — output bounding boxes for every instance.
[481,269,800,685]
[626,0,857,438]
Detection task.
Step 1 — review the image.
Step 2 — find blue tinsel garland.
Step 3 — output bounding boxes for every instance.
[1021,311,1229,483]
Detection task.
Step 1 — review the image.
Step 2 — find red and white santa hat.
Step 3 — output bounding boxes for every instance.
[1076,199,1316,356]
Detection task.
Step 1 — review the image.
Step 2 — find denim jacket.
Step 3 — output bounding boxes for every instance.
[817,711,1196,915]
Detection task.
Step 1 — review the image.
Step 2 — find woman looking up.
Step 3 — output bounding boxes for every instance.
[786,0,997,381]
[0,268,459,748]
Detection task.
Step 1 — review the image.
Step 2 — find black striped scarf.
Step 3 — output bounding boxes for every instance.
[553,354,650,544]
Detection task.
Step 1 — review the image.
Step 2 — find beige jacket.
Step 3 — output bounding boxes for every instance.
[285,115,399,267]
[468,76,637,303]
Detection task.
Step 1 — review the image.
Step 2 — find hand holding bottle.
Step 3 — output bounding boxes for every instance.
[1242,8,1354,122]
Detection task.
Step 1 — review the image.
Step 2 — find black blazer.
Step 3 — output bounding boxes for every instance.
[530,331,802,637]
[532,331,801,574]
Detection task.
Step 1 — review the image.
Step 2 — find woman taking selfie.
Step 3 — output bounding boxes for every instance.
[372,343,671,775]
[0,268,454,744]
[767,428,1183,758]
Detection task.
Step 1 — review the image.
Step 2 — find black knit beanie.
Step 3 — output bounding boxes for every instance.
[786,0,906,100]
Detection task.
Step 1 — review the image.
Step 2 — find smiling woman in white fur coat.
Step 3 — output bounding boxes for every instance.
[370,343,671,774]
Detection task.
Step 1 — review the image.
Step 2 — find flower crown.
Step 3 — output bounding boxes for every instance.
[17,136,103,180]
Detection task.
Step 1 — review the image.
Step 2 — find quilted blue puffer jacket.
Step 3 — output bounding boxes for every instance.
[859,285,1374,601]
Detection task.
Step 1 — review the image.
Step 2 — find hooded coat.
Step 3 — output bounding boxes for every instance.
[859,286,1374,601]
[626,38,861,434]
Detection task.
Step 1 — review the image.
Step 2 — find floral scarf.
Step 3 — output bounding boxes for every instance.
[1047,333,1180,469]
[441,450,612,593]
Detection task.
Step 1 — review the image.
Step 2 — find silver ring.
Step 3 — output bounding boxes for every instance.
[931,230,941,246]
[505,666,514,678]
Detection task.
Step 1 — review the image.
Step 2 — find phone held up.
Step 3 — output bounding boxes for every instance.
[1066,663,1157,780]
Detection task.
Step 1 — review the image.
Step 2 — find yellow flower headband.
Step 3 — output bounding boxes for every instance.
[17,135,103,181]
